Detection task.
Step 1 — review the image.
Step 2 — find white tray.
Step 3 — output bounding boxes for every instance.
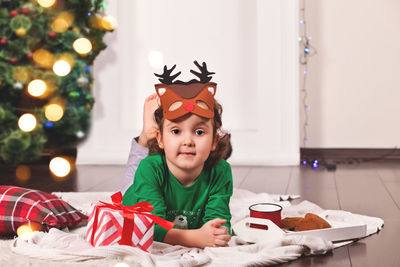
[233,217,367,243]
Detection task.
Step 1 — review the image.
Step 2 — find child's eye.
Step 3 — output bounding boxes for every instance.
[171,129,180,134]
[195,129,205,135]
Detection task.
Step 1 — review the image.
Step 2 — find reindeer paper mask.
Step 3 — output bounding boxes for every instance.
[154,61,217,120]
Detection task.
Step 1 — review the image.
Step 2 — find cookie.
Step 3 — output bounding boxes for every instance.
[281,217,303,230]
[294,213,331,231]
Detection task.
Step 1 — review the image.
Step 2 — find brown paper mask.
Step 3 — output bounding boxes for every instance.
[154,61,217,120]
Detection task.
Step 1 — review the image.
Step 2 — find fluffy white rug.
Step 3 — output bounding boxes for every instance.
[1,189,384,267]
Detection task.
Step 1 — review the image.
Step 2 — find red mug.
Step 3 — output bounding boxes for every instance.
[249,203,282,230]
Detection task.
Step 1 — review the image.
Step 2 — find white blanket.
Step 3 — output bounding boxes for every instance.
[6,189,384,267]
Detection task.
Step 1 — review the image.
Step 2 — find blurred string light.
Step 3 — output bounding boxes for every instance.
[53,53,75,76]
[33,49,55,69]
[17,221,43,240]
[44,121,54,128]
[299,0,316,147]
[49,157,71,178]
[299,0,318,169]
[17,224,33,239]
[18,113,37,132]
[53,60,71,76]
[15,165,31,183]
[37,0,56,8]
[89,14,118,31]
[45,103,64,122]
[76,130,85,138]
[73,37,93,55]
[51,12,75,33]
[27,79,47,97]
[312,160,319,169]
[100,15,118,30]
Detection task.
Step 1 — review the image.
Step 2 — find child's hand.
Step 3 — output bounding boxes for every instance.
[163,218,231,248]
[139,94,160,147]
[197,218,231,248]
[213,224,231,247]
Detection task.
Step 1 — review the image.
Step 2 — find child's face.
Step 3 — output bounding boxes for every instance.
[157,114,216,177]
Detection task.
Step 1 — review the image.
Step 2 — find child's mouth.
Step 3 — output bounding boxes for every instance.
[179,152,196,156]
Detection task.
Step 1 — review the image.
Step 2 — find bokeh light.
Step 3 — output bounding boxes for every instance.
[17,224,32,236]
[37,0,56,8]
[15,165,31,183]
[17,221,43,240]
[27,79,47,97]
[73,38,93,55]
[52,18,69,33]
[13,66,31,83]
[100,15,117,30]
[33,49,55,69]
[60,52,76,65]
[114,263,130,267]
[44,121,54,128]
[45,103,64,122]
[148,50,164,69]
[51,12,75,33]
[17,225,34,240]
[53,60,71,76]
[76,131,85,138]
[49,157,71,178]
[15,28,27,37]
[18,113,37,132]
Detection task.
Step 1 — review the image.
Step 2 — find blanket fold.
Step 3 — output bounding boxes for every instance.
[11,228,332,266]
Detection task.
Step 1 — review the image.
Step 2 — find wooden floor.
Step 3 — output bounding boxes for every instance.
[2,160,400,266]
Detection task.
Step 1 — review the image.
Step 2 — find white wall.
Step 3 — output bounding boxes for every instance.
[301,0,400,148]
[77,0,299,166]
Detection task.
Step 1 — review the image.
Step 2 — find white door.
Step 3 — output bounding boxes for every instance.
[78,0,299,166]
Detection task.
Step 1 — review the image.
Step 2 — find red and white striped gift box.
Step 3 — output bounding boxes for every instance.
[86,203,155,251]
[86,192,174,252]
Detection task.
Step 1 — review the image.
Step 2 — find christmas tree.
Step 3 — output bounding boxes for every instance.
[0,0,113,168]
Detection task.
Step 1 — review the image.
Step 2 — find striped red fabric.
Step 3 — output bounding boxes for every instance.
[86,203,155,252]
[0,186,88,234]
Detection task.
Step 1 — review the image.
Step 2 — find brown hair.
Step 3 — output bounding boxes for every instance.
[148,100,232,167]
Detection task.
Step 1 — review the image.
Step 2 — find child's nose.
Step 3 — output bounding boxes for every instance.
[182,133,194,146]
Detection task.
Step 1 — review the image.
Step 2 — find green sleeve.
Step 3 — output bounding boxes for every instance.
[122,156,169,242]
[202,160,233,233]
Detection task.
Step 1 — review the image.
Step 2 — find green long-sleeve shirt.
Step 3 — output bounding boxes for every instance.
[122,154,233,242]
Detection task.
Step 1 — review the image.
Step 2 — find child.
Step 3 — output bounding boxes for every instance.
[123,62,233,248]
[119,94,232,195]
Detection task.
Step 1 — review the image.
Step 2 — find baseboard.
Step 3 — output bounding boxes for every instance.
[301,148,400,162]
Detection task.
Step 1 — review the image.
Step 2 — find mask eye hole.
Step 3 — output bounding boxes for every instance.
[196,100,209,110]
[157,88,166,96]
[168,101,182,111]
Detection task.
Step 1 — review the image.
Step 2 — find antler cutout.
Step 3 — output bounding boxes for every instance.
[190,61,215,83]
[154,65,181,84]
